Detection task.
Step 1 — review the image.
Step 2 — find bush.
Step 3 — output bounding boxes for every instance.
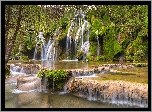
[20,56,29,60]
[37,69,67,89]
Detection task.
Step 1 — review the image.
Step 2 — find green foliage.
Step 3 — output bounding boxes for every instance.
[20,56,29,60]
[126,35,147,62]
[37,69,67,89]
[5,65,10,78]
[76,50,84,60]
[103,27,122,60]
[37,69,67,82]
[94,56,108,62]
[56,82,65,89]
[88,42,97,56]
[5,5,148,62]
[91,19,102,33]
[125,55,133,62]
[60,17,69,29]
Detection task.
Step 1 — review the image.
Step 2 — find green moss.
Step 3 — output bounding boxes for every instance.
[5,65,10,78]
[56,82,65,89]
[37,69,67,88]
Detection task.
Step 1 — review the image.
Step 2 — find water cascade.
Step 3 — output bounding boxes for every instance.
[33,32,57,60]
[10,64,26,75]
[66,10,90,60]
[95,30,100,56]
[64,78,148,108]
[8,64,47,92]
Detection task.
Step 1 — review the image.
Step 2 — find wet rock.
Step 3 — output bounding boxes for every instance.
[65,78,148,107]
[17,76,41,91]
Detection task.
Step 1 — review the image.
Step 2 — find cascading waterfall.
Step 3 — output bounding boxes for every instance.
[64,78,148,108]
[20,67,25,73]
[95,30,100,56]
[97,37,100,56]
[33,31,57,61]
[66,21,74,59]
[33,45,38,60]
[10,65,26,75]
[65,10,90,60]
[9,64,47,92]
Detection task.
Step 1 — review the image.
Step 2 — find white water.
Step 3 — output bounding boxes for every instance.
[33,32,56,60]
[97,37,100,56]
[66,10,90,60]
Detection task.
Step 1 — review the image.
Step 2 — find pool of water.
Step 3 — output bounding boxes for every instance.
[5,60,148,108]
[6,83,140,108]
[8,60,120,70]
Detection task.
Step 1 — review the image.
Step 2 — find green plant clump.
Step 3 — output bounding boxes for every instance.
[37,69,67,89]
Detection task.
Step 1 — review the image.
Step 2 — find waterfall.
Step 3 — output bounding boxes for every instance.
[33,45,37,60]
[20,67,25,73]
[88,87,92,101]
[65,10,90,60]
[80,41,90,55]
[97,36,100,56]
[10,65,26,76]
[95,30,100,56]
[66,21,73,59]
[33,32,56,60]
[65,78,148,108]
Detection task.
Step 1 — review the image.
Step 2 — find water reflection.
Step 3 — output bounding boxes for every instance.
[6,84,138,108]
[5,60,148,108]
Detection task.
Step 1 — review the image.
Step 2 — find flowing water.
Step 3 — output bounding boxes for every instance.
[5,60,148,108]
[5,84,139,108]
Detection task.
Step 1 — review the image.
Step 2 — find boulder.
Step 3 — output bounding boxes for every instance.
[17,76,42,91]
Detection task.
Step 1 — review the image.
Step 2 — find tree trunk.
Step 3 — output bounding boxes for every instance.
[5,5,11,54]
[5,5,23,65]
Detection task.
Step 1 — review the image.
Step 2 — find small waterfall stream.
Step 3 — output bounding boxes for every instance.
[33,29,59,61]
[64,78,148,108]
[96,30,100,56]
[97,37,100,56]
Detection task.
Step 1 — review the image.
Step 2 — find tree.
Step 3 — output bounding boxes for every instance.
[5,5,148,64]
[5,5,23,64]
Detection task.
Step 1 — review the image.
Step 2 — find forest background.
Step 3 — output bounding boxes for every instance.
[5,5,148,65]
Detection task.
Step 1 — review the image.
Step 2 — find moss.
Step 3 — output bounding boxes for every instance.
[56,82,65,90]
[5,65,10,78]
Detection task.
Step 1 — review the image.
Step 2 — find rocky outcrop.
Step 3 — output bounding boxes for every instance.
[64,63,147,77]
[9,63,148,76]
[17,76,42,91]
[65,78,148,108]
[9,63,41,74]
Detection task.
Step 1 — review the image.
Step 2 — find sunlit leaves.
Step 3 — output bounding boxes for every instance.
[37,69,67,83]
[5,5,148,62]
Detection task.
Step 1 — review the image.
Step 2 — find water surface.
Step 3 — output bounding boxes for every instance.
[5,60,148,108]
